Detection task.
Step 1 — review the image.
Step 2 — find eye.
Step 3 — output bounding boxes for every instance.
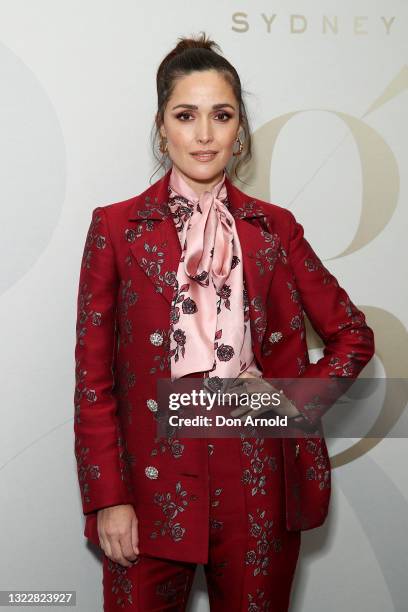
[175,112,193,121]
[175,111,233,121]
[215,111,232,121]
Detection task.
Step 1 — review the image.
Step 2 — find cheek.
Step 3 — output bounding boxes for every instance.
[172,130,191,151]
[221,129,238,149]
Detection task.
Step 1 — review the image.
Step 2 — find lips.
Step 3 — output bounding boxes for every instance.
[191,152,218,162]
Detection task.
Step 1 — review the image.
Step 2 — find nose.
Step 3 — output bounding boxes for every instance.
[196,118,213,144]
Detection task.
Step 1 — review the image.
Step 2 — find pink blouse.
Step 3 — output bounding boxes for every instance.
[167,164,262,383]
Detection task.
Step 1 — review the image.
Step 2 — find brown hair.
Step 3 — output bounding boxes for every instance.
[150,31,252,183]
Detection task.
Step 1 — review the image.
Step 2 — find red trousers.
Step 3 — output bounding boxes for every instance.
[103,437,301,611]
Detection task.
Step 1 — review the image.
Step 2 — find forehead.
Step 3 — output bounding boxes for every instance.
[170,70,235,102]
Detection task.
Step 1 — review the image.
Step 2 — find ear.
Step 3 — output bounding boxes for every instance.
[158,122,166,139]
[156,113,166,139]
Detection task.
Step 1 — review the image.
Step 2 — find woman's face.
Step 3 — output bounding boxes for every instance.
[159,69,242,196]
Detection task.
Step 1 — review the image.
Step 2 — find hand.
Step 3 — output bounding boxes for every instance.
[225,372,301,421]
[97,504,139,567]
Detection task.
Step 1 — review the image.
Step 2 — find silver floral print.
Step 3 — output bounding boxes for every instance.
[245,507,282,577]
[150,481,189,542]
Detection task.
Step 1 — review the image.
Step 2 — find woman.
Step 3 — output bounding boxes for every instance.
[74,33,375,611]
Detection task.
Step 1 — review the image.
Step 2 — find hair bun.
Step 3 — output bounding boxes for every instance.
[173,31,221,55]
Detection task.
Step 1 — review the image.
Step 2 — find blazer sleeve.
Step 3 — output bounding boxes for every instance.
[282,210,375,428]
[73,206,133,516]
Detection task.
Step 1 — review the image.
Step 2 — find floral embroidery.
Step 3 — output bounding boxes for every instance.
[149,328,172,374]
[251,296,267,343]
[74,437,100,505]
[260,230,280,249]
[245,508,282,577]
[150,437,185,459]
[296,350,309,375]
[125,220,156,243]
[76,282,102,347]
[117,433,135,495]
[74,359,97,423]
[155,572,192,605]
[150,481,189,542]
[137,195,171,221]
[247,588,272,611]
[304,250,338,286]
[118,279,138,346]
[231,201,265,219]
[139,240,178,296]
[328,353,358,377]
[106,557,136,608]
[278,245,288,265]
[287,279,300,303]
[248,245,278,277]
[210,486,224,531]
[116,360,136,424]
[338,297,366,327]
[81,209,106,270]
[290,314,305,340]
[241,438,277,496]
[211,487,223,508]
[305,439,331,491]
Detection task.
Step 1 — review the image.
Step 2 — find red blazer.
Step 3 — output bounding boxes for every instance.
[74,167,375,563]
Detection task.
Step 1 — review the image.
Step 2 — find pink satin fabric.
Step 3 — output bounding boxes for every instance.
[167,164,262,382]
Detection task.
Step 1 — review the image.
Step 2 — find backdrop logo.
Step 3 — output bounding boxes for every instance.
[232,13,397,35]
[233,66,408,466]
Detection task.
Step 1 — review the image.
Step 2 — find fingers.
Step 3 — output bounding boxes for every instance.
[131,514,140,557]
[108,537,134,567]
[97,507,140,568]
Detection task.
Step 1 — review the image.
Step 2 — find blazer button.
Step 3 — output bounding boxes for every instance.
[269,331,283,343]
[150,331,164,346]
[146,399,158,413]
[145,466,159,479]
[295,443,300,459]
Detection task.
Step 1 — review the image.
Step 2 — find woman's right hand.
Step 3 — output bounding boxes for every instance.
[97,504,139,567]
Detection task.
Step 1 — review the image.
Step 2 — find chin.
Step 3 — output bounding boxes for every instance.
[181,161,227,181]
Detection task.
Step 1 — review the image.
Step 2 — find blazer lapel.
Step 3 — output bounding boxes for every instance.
[128,167,281,368]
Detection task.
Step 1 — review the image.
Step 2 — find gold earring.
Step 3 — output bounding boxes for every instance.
[233,136,244,156]
[159,136,168,154]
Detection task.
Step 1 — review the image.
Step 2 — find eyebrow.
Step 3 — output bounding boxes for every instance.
[171,103,236,111]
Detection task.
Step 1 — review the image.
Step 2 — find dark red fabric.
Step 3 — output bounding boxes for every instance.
[74,167,375,563]
[102,438,300,611]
